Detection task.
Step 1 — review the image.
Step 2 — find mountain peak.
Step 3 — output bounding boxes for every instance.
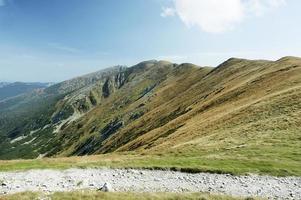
[277,56,301,62]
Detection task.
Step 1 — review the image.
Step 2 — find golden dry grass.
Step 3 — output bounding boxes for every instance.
[1,191,260,200]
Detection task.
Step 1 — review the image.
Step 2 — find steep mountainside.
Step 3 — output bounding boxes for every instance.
[0,82,50,101]
[0,57,300,169]
[0,65,127,159]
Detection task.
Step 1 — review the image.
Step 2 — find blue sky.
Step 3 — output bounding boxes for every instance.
[0,0,300,82]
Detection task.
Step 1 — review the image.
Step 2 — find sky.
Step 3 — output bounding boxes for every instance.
[0,0,300,82]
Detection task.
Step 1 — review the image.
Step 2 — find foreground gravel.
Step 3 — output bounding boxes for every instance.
[0,168,300,199]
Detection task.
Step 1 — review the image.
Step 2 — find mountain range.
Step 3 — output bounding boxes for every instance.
[0,56,300,170]
[0,82,51,101]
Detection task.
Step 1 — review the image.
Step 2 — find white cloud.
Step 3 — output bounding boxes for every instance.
[161,7,176,17]
[162,0,286,33]
[246,0,286,16]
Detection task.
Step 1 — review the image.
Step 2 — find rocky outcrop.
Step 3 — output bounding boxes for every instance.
[102,71,128,98]
[98,182,112,192]
[100,119,124,140]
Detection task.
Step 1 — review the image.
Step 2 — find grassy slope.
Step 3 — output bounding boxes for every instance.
[116,57,301,176]
[53,61,179,156]
[44,57,301,176]
[0,92,64,159]
[0,57,300,177]
[0,151,299,176]
[1,191,256,200]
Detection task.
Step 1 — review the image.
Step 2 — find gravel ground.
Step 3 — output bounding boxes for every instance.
[0,168,300,199]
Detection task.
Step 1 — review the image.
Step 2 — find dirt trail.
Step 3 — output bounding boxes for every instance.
[0,168,300,199]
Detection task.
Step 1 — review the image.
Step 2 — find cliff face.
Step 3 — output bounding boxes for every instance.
[54,67,129,117]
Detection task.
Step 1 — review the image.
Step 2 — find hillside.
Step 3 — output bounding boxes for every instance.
[0,57,300,175]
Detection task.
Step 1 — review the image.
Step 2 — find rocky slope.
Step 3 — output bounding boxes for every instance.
[0,57,300,169]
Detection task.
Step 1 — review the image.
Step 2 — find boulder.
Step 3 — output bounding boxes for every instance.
[99,182,112,192]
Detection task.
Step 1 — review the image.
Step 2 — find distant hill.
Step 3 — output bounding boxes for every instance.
[0,82,51,101]
[0,82,10,88]
[0,56,300,177]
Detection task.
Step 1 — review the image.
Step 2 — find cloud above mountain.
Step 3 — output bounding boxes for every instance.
[161,0,286,33]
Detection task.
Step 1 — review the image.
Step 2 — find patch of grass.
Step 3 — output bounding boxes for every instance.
[1,191,259,200]
[0,152,300,176]
[0,192,40,200]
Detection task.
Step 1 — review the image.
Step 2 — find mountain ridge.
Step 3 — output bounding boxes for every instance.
[0,55,300,177]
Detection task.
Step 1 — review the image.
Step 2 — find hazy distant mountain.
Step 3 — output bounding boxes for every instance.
[0,82,10,88]
[0,57,300,165]
[0,82,51,101]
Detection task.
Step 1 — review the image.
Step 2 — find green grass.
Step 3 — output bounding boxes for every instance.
[1,191,260,200]
[0,152,300,176]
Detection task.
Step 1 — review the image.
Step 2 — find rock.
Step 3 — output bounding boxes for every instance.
[1,182,7,186]
[98,182,111,192]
